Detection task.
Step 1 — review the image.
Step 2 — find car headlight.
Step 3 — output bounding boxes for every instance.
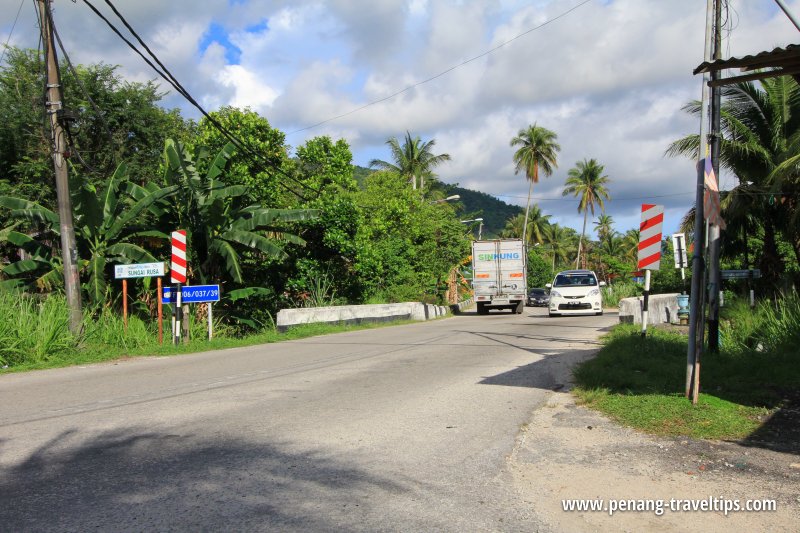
[588,288,600,296]
[550,290,561,298]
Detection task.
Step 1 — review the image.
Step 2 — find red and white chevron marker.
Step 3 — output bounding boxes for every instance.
[637,204,664,271]
[170,230,187,284]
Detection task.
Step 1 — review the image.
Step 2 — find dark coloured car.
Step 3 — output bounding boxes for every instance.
[527,288,550,307]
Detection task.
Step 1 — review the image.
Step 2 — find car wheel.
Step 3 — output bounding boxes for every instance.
[477,303,488,315]
[515,301,524,314]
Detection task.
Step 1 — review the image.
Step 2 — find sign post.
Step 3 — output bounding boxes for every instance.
[162,285,220,340]
[114,262,166,333]
[637,204,664,338]
[672,233,689,293]
[171,230,188,345]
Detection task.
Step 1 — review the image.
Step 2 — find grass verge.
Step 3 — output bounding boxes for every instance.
[0,293,432,375]
[572,321,798,440]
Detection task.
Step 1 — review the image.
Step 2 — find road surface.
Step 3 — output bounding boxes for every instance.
[0,307,615,531]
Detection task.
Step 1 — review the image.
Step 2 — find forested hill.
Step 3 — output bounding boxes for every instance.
[353,166,521,238]
[448,186,522,238]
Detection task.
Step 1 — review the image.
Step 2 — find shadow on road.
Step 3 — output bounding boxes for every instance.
[478,347,600,391]
[0,428,409,531]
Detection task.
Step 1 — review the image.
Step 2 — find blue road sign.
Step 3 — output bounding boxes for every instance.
[162,285,221,304]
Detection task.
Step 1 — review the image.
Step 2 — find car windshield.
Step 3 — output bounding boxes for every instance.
[553,273,597,287]
[529,289,546,295]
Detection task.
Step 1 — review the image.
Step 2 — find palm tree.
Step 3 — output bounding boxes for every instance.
[369,131,451,193]
[510,124,560,247]
[667,76,800,283]
[593,214,614,243]
[541,223,572,275]
[621,229,641,269]
[499,205,551,243]
[562,158,611,269]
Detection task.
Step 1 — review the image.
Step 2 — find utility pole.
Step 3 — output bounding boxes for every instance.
[707,0,723,352]
[686,0,714,400]
[38,0,82,334]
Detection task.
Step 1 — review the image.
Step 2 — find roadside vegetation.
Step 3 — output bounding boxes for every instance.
[573,292,800,440]
[0,291,426,372]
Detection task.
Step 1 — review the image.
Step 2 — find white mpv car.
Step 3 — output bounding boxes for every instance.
[546,269,605,317]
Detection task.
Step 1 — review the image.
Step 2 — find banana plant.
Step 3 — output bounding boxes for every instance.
[159,139,319,284]
[0,162,178,303]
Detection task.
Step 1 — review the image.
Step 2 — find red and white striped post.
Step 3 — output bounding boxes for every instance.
[637,204,664,338]
[171,230,187,345]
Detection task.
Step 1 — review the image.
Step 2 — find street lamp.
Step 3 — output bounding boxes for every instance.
[429,194,461,205]
[460,217,484,240]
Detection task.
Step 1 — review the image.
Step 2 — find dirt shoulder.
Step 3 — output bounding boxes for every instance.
[508,389,800,532]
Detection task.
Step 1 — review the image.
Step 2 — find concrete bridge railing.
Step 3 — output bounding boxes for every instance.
[276,301,466,332]
[618,293,680,325]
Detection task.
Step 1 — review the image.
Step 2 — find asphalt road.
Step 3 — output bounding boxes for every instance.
[0,307,616,532]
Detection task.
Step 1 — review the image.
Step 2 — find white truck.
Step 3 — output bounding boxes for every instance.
[471,239,527,315]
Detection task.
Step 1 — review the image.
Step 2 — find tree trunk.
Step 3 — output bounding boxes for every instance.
[576,210,588,269]
[759,218,784,290]
[522,179,533,245]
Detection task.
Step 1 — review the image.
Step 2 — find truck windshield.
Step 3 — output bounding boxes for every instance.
[553,274,597,287]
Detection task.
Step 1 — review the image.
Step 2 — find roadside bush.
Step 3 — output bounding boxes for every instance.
[0,292,78,366]
[602,280,641,308]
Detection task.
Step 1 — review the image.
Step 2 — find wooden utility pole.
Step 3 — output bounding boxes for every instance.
[707,0,723,352]
[687,0,714,400]
[38,0,82,334]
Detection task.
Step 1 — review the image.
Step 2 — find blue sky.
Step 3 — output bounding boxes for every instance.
[2,0,800,239]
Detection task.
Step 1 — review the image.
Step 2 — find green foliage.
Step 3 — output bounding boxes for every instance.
[720,291,800,354]
[159,139,317,285]
[0,163,176,303]
[369,131,451,191]
[447,185,522,238]
[601,280,642,308]
[0,47,191,210]
[353,171,470,303]
[194,106,288,206]
[0,292,77,366]
[527,248,552,288]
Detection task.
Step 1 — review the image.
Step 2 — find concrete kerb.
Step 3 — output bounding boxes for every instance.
[276,301,463,332]
[618,293,680,325]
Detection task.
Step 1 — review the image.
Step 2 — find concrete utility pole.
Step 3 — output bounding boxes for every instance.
[686,0,714,400]
[38,0,82,334]
[707,0,723,352]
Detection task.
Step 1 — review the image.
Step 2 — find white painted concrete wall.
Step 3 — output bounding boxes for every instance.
[618,293,680,325]
[276,302,455,331]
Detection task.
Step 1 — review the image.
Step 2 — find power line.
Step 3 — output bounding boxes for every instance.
[289,0,594,134]
[493,190,697,202]
[81,0,319,199]
[0,0,26,65]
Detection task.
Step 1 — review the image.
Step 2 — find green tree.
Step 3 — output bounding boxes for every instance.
[562,159,611,269]
[510,124,560,247]
[541,223,574,275]
[368,131,451,193]
[194,106,289,207]
[0,163,177,303]
[594,214,615,243]
[159,139,317,285]
[667,76,800,286]
[500,204,551,244]
[0,47,191,209]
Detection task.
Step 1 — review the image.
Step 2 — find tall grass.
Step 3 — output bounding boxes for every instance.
[0,292,78,366]
[721,290,800,353]
[601,280,642,308]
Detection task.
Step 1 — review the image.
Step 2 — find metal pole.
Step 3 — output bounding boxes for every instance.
[157,277,163,344]
[38,0,82,334]
[774,0,800,31]
[122,279,128,330]
[708,0,723,352]
[687,0,714,398]
[208,303,213,340]
[174,284,182,345]
[641,269,651,338]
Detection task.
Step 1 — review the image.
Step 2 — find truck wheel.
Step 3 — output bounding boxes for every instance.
[477,303,488,315]
[515,301,524,314]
